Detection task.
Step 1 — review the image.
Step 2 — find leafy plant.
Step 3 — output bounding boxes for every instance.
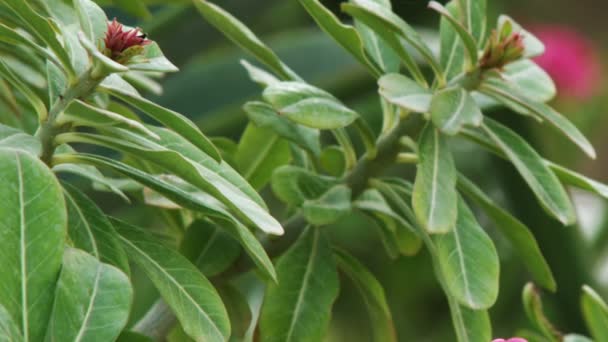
[0,0,606,341]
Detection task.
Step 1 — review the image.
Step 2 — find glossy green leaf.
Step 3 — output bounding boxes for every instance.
[548,162,608,199]
[503,59,556,103]
[236,124,291,190]
[378,73,432,113]
[343,0,444,81]
[260,228,339,342]
[240,60,280,87]
[480,77,595,159]
[180,220,241,277]
[334,248,397,342]
[0,149,66,342]
[263,81,335,109]
[271,165,338,207]
[430,87,483,135]
[481,119,576,225]
[193,0,299,80]
[244,101,321,156]
[439,1,466,81]
[75,0,107,43]
[47,248,132,341]
[522,283,560,341]
[457,175,555,291]
[0,304,21,342]
[63,183,130,275]
[3,0,75,77]
[413,124,458,233]
[428,1,478,66]
[498,15,544,58]
[112,219,231,342]
[432,197,499,309]
[127,42,179,73]
[302,185,352,225]
[281,97,359,129]
[101,86,221,162]
[0,124,40,156]
[461,0,487,46]
[581,285,608,342]
[56,153,277,281]
[297,0,381,77]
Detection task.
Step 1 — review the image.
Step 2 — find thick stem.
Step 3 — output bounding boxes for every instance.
[37,67,105,165]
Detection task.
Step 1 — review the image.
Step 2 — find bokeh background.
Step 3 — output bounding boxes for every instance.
[94,0,608,340]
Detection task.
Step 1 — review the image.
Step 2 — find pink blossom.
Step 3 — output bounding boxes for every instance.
[492,338,528,342]
[104,19,150,60]
[532,25,601,100]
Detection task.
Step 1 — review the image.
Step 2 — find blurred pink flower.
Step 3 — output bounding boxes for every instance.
[492,338,527,342]
[532,25,601,100]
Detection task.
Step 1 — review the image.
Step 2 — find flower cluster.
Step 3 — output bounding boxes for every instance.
[480,21,525,70]
[104,18,150,63]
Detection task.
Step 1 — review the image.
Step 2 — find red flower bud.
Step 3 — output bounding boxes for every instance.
[480,29,525,70]
[104,19,150,62]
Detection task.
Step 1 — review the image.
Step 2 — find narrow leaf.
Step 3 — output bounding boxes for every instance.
[378,73,432,113]
[581,285,608,342]
[428,1,478,66]
[460,0,487,46]
[439,1,466,81]
[430,87,483,135]
[281,98,359,129]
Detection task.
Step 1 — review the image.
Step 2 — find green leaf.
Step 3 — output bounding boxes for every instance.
[62,100,160,139]
[297,0,382,77]
[302,185,352,225]
[281,98,359,130]
[503,59,556,103]
[430,87,483,135]
[57,153,277,281]
[75,0,107,44]
[413,124,458,233]
[193,0,299,80]
[127,42,179,73]
[320,146,346,177]
[180,220,241,277]
[334,248,397,342]
[236,124,291,190]
[522,283,560,341]
[62,183,130,275]
[461,0,487,46]
[3,0,75,77]
[342,0,444,82]
[47,248,132,341]
[548,162,608,199]
[432,197,499,309]
[53,163,130,201]
[240,60,280,87]
[581,285,608,342]
[481,119,576,225]
[498,15,544,58]
[112,219,231,342]
[0,124,40,156]
[0,59,47,120]
[117,331,154,342]
[271,165,338,207]
[448,304,492,342]
[263,81,336,109]
[563,335,593,342]
[101,86,221,162]
[217,284,252,340]
[0,149,66,342]
[439,1,466,81]
[112,0,151,18]
[457,175,555,291]
[0,22,61,69]
[480,77,595,159]
[353,0,400,74]
[244,101,321,156]
[378,73,432,113]
[260,228,339,342]
[0,304,22,342]
[428,1,478,66]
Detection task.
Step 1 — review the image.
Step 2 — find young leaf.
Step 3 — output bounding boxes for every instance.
[432,197,499,309]
[498,15,544,58]
[244,101,321,156]
[297,0,382,77]
[581,285,608,342]
[481,119,576,225]
[457,175,556,291]
[302,185,352,225]
[439,1,466,81]
[62,183,130,275]
[46,248,132,342]
[0,149,67,342]
[281,98,359,130]
[101,86,221,162]
[260,228,339,342]
[428,1,479,66]
[193,0,299,81]
[378,73,432,113]
[112,219,231,342]
[236,124,291,190]
[522,283,561,341]
[480,77,595,159]
[180,220,241,277]
[334,248,397,342]
[413,124,458,234]
[430,87,483,135]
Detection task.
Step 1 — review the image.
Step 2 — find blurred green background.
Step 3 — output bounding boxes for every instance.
[97,0,608,340]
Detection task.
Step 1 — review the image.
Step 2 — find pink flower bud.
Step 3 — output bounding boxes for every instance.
[104,18,150,62]
[492,338,528,342]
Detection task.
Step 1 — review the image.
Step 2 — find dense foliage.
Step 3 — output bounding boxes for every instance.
[0,0,607,341]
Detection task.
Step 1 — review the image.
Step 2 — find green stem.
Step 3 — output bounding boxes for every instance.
[36,67,106,165]
[332,128,357,171]
[353,118,377,159]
